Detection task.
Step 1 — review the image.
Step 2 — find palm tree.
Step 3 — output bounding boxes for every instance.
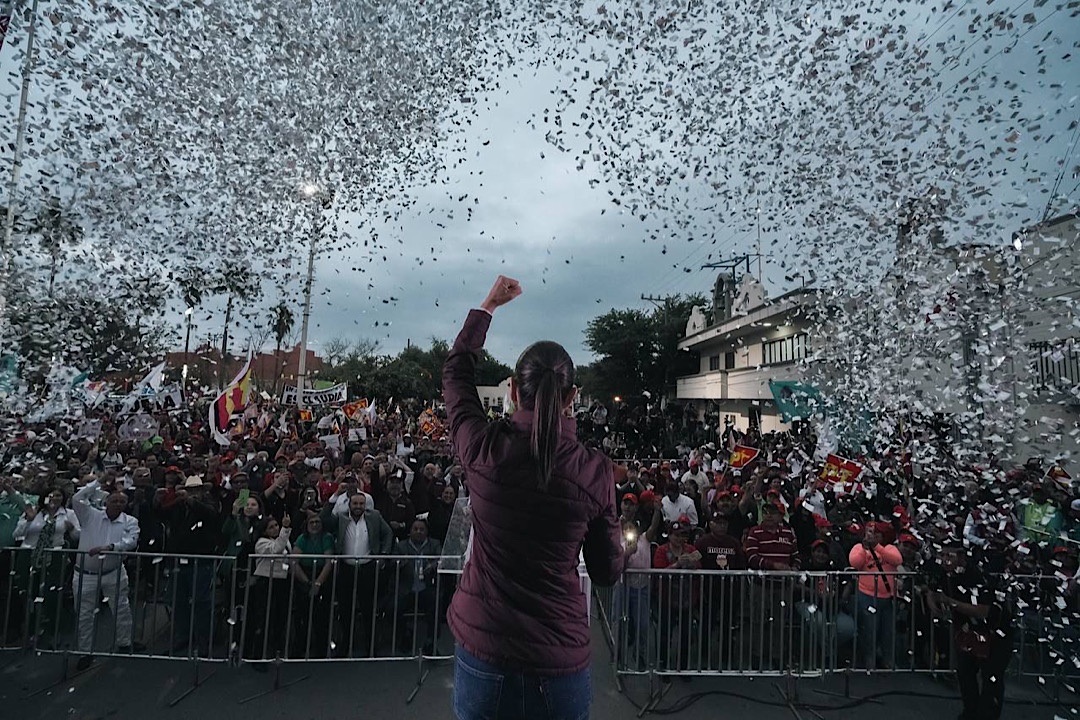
[270,301,295,395]
[31,195,83,298]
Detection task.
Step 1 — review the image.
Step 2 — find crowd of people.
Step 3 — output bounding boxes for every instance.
[1,393,1077,719]
[0,398,463,668]
[605,423,1079,720]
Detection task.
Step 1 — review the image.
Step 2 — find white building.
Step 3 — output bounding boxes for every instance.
[475,376,512,414]
[674,212,1080,461]
[676,274,816,433]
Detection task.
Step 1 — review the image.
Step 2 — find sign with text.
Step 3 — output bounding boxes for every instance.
[281,383,347,406]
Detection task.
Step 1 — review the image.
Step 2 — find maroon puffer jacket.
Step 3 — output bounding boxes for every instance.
[443,309,624,675]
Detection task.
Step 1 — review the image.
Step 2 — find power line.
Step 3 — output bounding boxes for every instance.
[1042,117,1080,223]
[881,0,1044,125]
[914,0,973,52]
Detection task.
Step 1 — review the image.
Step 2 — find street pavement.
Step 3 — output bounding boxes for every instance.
[1,626,1075,719]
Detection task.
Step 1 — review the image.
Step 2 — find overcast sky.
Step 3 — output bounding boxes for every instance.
[2,1,1077,372]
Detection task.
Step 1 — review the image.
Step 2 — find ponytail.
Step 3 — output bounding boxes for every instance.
[531,371,562,491]
[514,340,575,492]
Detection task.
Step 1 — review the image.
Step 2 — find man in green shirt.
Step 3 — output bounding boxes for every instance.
[1018,483,1064,546]
[0,477,37,642]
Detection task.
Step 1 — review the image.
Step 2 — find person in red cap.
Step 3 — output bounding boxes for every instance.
[743,502,799,669]
[849,521,902,669]
[695,512,746,669]
[653,515,701,674]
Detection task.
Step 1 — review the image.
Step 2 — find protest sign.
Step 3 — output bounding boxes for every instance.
[281,383,347,406]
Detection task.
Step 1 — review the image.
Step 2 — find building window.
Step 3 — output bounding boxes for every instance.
[762,334,808,365]
[724,351,735,369]
[709,355,720,371]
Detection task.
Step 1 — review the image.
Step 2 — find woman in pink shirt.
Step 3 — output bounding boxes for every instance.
[848,521,902,669]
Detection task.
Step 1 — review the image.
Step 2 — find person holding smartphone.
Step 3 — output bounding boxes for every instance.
[444,276,624,720]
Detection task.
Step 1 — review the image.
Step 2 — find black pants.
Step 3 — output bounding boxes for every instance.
[245,577,291,659]
[292,585,332,659]
[956,638,1011,720]
[333,562,378,656]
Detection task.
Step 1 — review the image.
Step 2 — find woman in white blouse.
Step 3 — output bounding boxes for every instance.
[245,514,292,661]
[13,487,81,645]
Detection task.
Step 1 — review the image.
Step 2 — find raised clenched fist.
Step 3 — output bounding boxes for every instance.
[480,275,522,313]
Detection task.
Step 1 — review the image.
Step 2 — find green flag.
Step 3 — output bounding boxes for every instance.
[769,379,825,422]
[0,354,16,393]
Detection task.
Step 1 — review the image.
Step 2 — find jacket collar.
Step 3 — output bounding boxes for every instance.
[510,409,577,438]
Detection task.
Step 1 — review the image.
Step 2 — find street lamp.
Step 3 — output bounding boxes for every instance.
[295,182,331,410]
[183,307,194,392]
[614,396,622,403]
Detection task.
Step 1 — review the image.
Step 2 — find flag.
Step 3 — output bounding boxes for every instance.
[769,380,825,423]
[120,361,166,414]
[298,409,313,423]
[1047,465,1072,488]
[209,355,253,446]
[363,401,376,425]
[820,454,865,492]
[77,380,110,408]
[0,354,16,393]
[343,398,368,419]
[729,444,759,469]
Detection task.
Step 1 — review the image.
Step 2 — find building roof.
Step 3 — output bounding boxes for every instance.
[678,287,817,351]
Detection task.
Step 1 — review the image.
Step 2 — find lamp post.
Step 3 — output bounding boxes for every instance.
[295,182,327,411]
[182,307,193,391]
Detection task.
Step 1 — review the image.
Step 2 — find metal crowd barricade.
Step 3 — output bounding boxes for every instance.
[0,545,464,705]
[593,566,1080,696]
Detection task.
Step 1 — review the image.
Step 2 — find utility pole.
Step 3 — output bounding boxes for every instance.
[2,0,39,263]
[642,293,677,412]
[0,0,41,340]
[755,198,763,283]
[296,184,333,411]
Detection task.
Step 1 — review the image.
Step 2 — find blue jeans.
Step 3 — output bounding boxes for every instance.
[453,646,591,720]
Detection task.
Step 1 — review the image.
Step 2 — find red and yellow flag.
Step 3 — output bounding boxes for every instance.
[819,454,865,491]
[729,444,760,469]
[210,355,253,446]
[343,398,368,419]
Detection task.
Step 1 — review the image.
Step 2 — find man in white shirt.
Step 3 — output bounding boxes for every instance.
[681,459,711,495]
[396,433,415,458]
[320,489,392,656]
[660,482,699,527]
[72,479,139,668]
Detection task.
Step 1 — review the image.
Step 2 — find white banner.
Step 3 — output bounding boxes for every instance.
[126,383,184,414]
[118,413,159,442]
[76,419,103,440]
[281,383,347,406]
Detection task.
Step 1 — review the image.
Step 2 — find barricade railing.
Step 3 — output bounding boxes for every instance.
[8,547,1078,704]
[0,546,463,705]
[595,568,1080,687]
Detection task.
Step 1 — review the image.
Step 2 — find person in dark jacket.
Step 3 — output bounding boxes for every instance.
[444,276,623,720]
[157,476,222,654]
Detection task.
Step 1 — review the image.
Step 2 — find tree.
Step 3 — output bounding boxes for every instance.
[28,195,83,298]
[8,288,165,387]
[270,301,295,395]
[322,336,353,368]
[476,351,514,387]
[211,264,261,389]
[583,294,705,403]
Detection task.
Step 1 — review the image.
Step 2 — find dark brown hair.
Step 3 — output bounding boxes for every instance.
[514,341,575,491]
